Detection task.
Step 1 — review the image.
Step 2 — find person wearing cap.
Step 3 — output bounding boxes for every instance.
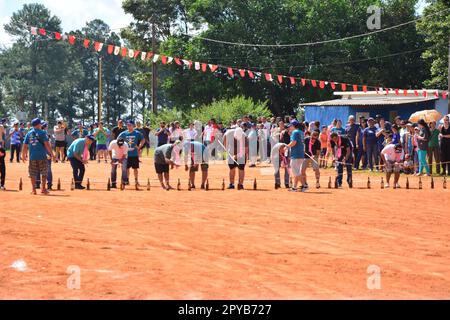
[154,140,182,190]
[22,118,55,195]
[9,122,22,163]
[286,120,307,192]
[346,115,362,170]
[363,118,379,171]
[381,143,404,188]
[71,123,89,140]
[183,140,209,189]
[108,137,129,188]
[67,135,95,189]
[118,120,145,186]
[330,132,353,188]
[35,122,53,190]
[93,122,110,163]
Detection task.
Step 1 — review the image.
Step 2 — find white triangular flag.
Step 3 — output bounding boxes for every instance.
[182,59,190,66]
[153,54,160,63]
[30,27,37,35]
[167,57,173,64]
[195,62,201,70]
[141,52,147,61]
[128,49,134,58]
[114,46,120,55]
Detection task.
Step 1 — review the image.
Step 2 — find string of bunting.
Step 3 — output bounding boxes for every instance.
[30,26,449,100]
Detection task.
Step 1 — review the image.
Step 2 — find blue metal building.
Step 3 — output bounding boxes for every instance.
[302,90,447,125]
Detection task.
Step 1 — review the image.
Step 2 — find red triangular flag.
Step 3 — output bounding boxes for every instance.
[319,81,325,89]
[341,83,347,91]
[209,64,218,72]
[54,32,61,40]
[395,89,399,96]
[94,42,103,52]
[107,45,114,54]
[68,35,76,45]
[133,50,140,59]
[289,77,295,85]
[277,75,283,84]
[403,89,408,96]
[353,85,358,91]
[174,57,182,65]
[434,91,439,98]
[146,52,154,60]
[161,55,168,64]
[363,85,368,93]
[443,92,448,99]
[202,63,207,72]
[331,82,336,90]
[83,39,90,48]
[247,70,254,79]
[228,68,234,77]
[39,28,46,36]
[121,47,127,57]
[239,69,246,78]
[301,78,306,86]
[423,90,428,97]
[385,88,389,95]
[311,80,317,87]
[265,73,273,82]
[414,90,419,96]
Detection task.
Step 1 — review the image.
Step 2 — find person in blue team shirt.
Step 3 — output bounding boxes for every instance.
[35,122,53,190]
[71,123,89,140]
[330,119,346,136]
[22,118,55,195]
[9,122,22,163]
[363,118,379,172]
[118,120,145,186]
[286,120,307,192]
[67,135,95,189]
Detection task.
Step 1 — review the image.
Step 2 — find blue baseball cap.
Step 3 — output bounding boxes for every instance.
[287,120,300,128]
[41,121,48,129]
[86,135,95,141]
[126,120,135,126]
[31,118,42,127]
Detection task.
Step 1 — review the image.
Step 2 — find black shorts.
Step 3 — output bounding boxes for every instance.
[127,157,140,169]
[155,163,169,174]
[228,163,246,170]
[190,164,209,173]
[55,141,66,148]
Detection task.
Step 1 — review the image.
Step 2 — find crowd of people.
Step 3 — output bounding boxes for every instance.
[1,112,450,193]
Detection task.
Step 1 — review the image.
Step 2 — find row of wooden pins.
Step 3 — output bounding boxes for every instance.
[326,176,448,190]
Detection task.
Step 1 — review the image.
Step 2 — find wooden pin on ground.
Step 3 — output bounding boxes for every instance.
[253,178,257,190]
[367,177,371,189]
[419,176,423,190]
[147,179,151,191]
[87,178,90,190]
[431,176,434,189]
[334,177,339,189]
[57,178,61,191]
[205,179,209,191]
[222,179,225,191]
[406,177,410,189]
[328,177,332,189]
[120,182,125,191]
[177,179,181,191]
[444,176,447,189]
[19,178,23,191]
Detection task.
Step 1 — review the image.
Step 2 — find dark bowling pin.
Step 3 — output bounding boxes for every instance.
[147,179,151,191]
[253,178,257,190]
[222,179,225,191]
[206,179,209,191]
[334,177,339,189]
[120,182,125,191]
[406,177,410,189]
[444,176,447,189]
[19,178,23,191]
[57,178,61,191]
[87,178,90,190]
[431,177,434,189]
[328,177,332,189]
[419,176,423,190]
[177,179,181,191]
[367,177,371,189]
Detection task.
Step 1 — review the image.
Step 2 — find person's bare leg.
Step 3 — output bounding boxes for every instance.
[394,172,400,185]
[30,177,37,194]
[41,176,48,194]
[293,176,299,189]
[189,171,195,186]
[134,169,139,184]
[386,172,392,184]
[229,168,236,185]
[201,170,208,186]
[164,172,172,189]
[158,173,166,189]
[238,169,245,185]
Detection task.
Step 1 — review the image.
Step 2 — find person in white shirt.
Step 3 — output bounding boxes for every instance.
[380,143,404,189]
[169,121,183,143]
[183,123,198,141]
[108,138,129,188]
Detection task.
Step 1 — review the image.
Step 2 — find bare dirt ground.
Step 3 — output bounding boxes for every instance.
[1,158,449,299]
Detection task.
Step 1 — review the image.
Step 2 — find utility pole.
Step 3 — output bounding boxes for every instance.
[98,56,103,123]
[151,19,157,114]
[131,79,134,119]
[448,37,450,114]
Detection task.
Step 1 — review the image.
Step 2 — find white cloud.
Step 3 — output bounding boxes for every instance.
[1,0,134,47]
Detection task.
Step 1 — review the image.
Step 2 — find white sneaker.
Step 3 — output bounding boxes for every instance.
[384,183,390,189]
[395,183,401,189]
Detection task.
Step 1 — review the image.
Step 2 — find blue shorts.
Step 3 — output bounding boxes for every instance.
[96,144,107,151]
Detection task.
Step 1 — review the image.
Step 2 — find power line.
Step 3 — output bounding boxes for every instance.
[181,7,450,48]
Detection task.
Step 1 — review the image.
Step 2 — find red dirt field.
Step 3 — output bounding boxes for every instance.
[1,158,449,299]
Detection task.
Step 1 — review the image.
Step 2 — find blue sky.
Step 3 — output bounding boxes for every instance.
[0,0,429,47]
